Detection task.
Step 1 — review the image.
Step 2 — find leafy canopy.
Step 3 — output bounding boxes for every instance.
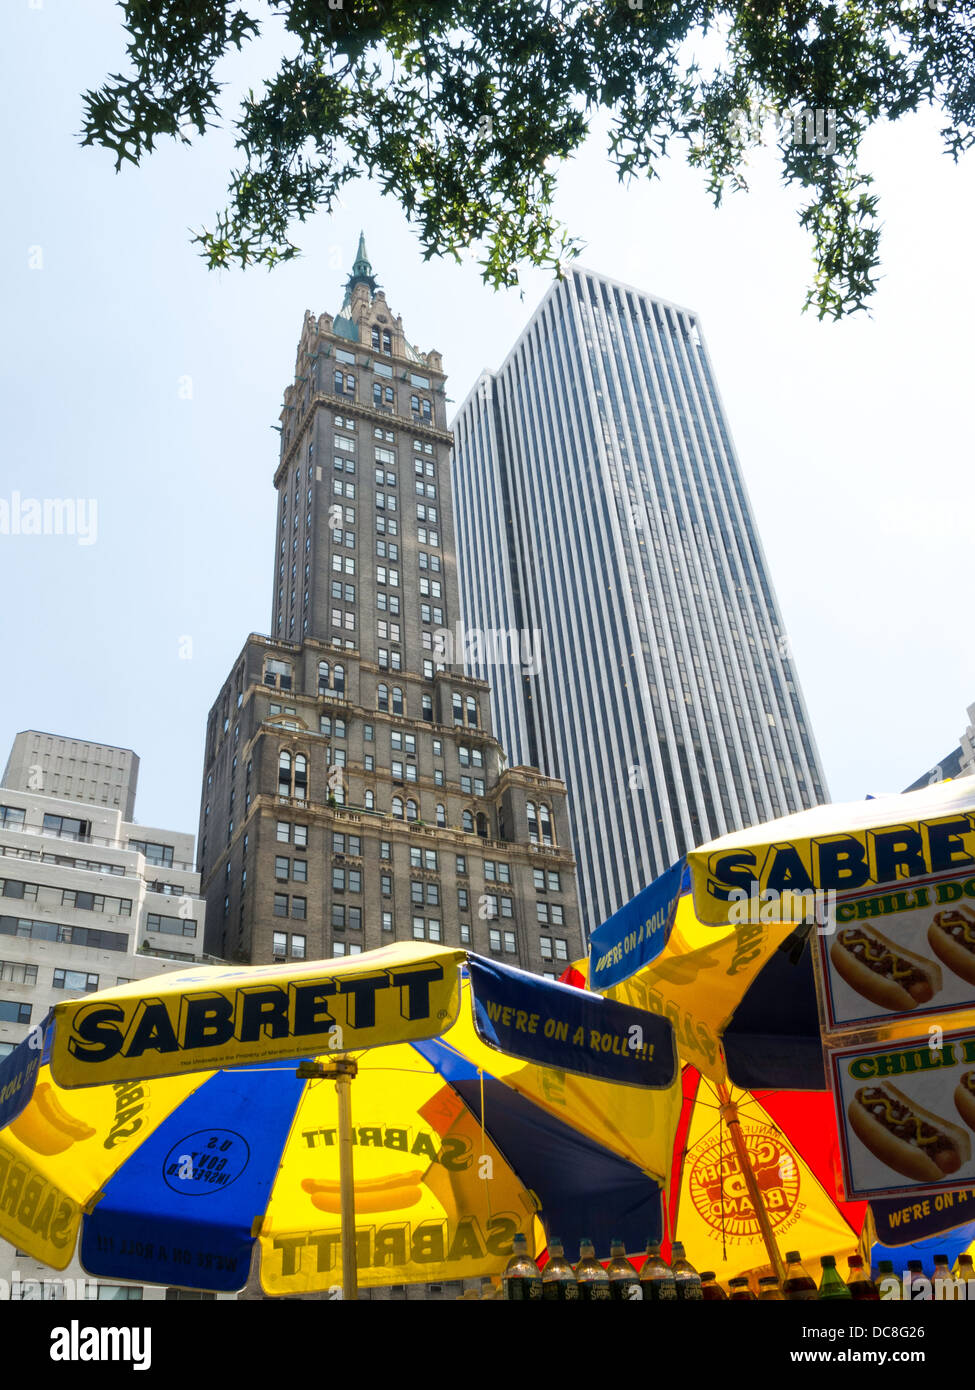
[81,1,975,317]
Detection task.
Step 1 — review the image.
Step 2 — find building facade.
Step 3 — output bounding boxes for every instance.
[0,773,211,1301]
[451,267,829,936]
[3,730,139,821]
[903,698,975,791]
[198,240,583,984]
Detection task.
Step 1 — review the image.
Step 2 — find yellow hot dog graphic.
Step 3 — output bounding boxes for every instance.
[9,1082,96,1155]
[302,1169,425,1213]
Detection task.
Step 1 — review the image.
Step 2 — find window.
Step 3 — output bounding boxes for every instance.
[0,960,36,985]
[392,797,404,820]
[382,911,393,933]
[462,811,474,833]
[406,799,418,822]
[380,841,391,861]
[42,813,90,841]
[456,856,467,875]
[53,969,99,992]
[0,806,26,829]
[413,917,442,942]
[460,924,471,944]
[488,929,501,953]
[273,930,288,957]
[485,861,510,885]
[294,825,308,849]
[147,913,198,938]
[291,897,306,919]
[380,874,392,896]
[392,687,404,715]
[273,894,288,917]
[377,684,389,712]
[275,856,290,881]
[458,889,469,911]
[0,999,32,1024]
[129,839,174,867]
[436,804,446,827]
[293,860,308,883]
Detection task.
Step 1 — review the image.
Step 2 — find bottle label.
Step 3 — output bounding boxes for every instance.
[579,1283,612,1301]
[504,1276,543,1300]
[543,1281,579,1301]
[611,1280,643,1301]
[643,1280,678,1301]
[676,1282,703,1301]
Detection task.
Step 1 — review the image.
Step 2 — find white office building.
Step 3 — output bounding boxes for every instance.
[0,773,217,1301]
[451,267,828,935]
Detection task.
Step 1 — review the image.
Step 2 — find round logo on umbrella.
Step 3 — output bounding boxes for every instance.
[163,1130,250,1195]
[687,1123,801,1242]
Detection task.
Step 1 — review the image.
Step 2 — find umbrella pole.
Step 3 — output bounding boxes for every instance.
[334,1058,358,1301]
[716,1081,785,1284]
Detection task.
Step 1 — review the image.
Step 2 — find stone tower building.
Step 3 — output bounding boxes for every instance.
[197,240,582,976]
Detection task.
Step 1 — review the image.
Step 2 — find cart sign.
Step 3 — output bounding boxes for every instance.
[830,1027,975,1200]
[819,869,975,1030]
[49,944,465,1088]
[468,956,678,1088]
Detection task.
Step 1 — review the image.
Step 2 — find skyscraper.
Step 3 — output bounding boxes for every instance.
[197,240,582,978]
[451,267,828,936]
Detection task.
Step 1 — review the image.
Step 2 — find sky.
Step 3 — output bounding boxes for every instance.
[1,1,972,845]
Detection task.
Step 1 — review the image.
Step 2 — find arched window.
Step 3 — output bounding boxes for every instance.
[334,664,345,696]
[373,381,382,406]
[411,394,420,413]
[462,811,474,834]
[382,330,391,355]
[365,789,375,810]
[422,695,433,722]
[392,796,404,820]
[334,369,344,394]
[406,799,418,822]
[371,326,380,350]
[539,804,554,846]
[526,801,538,844]
[421,399,432,421]
[476,812,489,839]
[466,696,477,727]
[377,684,389,712]
[278,750,292,799]
[392,687,404,716]
[452,694,463,724]
[436,804,446,828]
[384,386,394,404]
[293,754,308,802]
[318,661,330,694]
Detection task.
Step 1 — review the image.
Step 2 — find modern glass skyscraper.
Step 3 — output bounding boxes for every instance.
[451,267,828,936]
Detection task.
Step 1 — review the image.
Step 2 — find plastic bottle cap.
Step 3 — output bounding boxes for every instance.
[700,1272,716,1280]
[848,1256,862,1267]
[934,1254,948,1263]
[759,1277,779,1286]
[821,1256,836,1268]
[785,1251,801,1263]
[729,1277,748,1286]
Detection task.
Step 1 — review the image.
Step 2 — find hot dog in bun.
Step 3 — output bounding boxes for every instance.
[849,1083,971,1182]
[830,925,941,1012]
[955,1070,975,1134]
[928,907,975,988]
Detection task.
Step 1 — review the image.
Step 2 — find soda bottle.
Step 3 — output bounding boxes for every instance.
[502,1232,543,1300]
[542,1237,579,1301]
[781,1250,817,1302]
[606,1239,642,1301]
[905,1259,927,1301]
[876,1259,902,1301]
[758,1276,783,1301]
[639,1243,677,1302]
[670,1241,703,1300]
[846,1255,879,1300]
[728,1276,756,1301]
[575,1239,611,1301]
[818,1255,851,1300]
[932,1253,954,1301]
[699,1271,727,1301]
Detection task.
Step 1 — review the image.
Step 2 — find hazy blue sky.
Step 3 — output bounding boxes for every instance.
[1,2,972,846]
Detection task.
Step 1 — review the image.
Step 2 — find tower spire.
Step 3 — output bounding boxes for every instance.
[346,230,378,295]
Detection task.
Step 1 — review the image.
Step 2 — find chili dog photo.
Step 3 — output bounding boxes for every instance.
[829,924,941,1012]
[819,875,975,1028]
[832,1031,975,1200]
[955,1071,975,1134]
[848,1083,971,1184]
[928,906,975,988]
